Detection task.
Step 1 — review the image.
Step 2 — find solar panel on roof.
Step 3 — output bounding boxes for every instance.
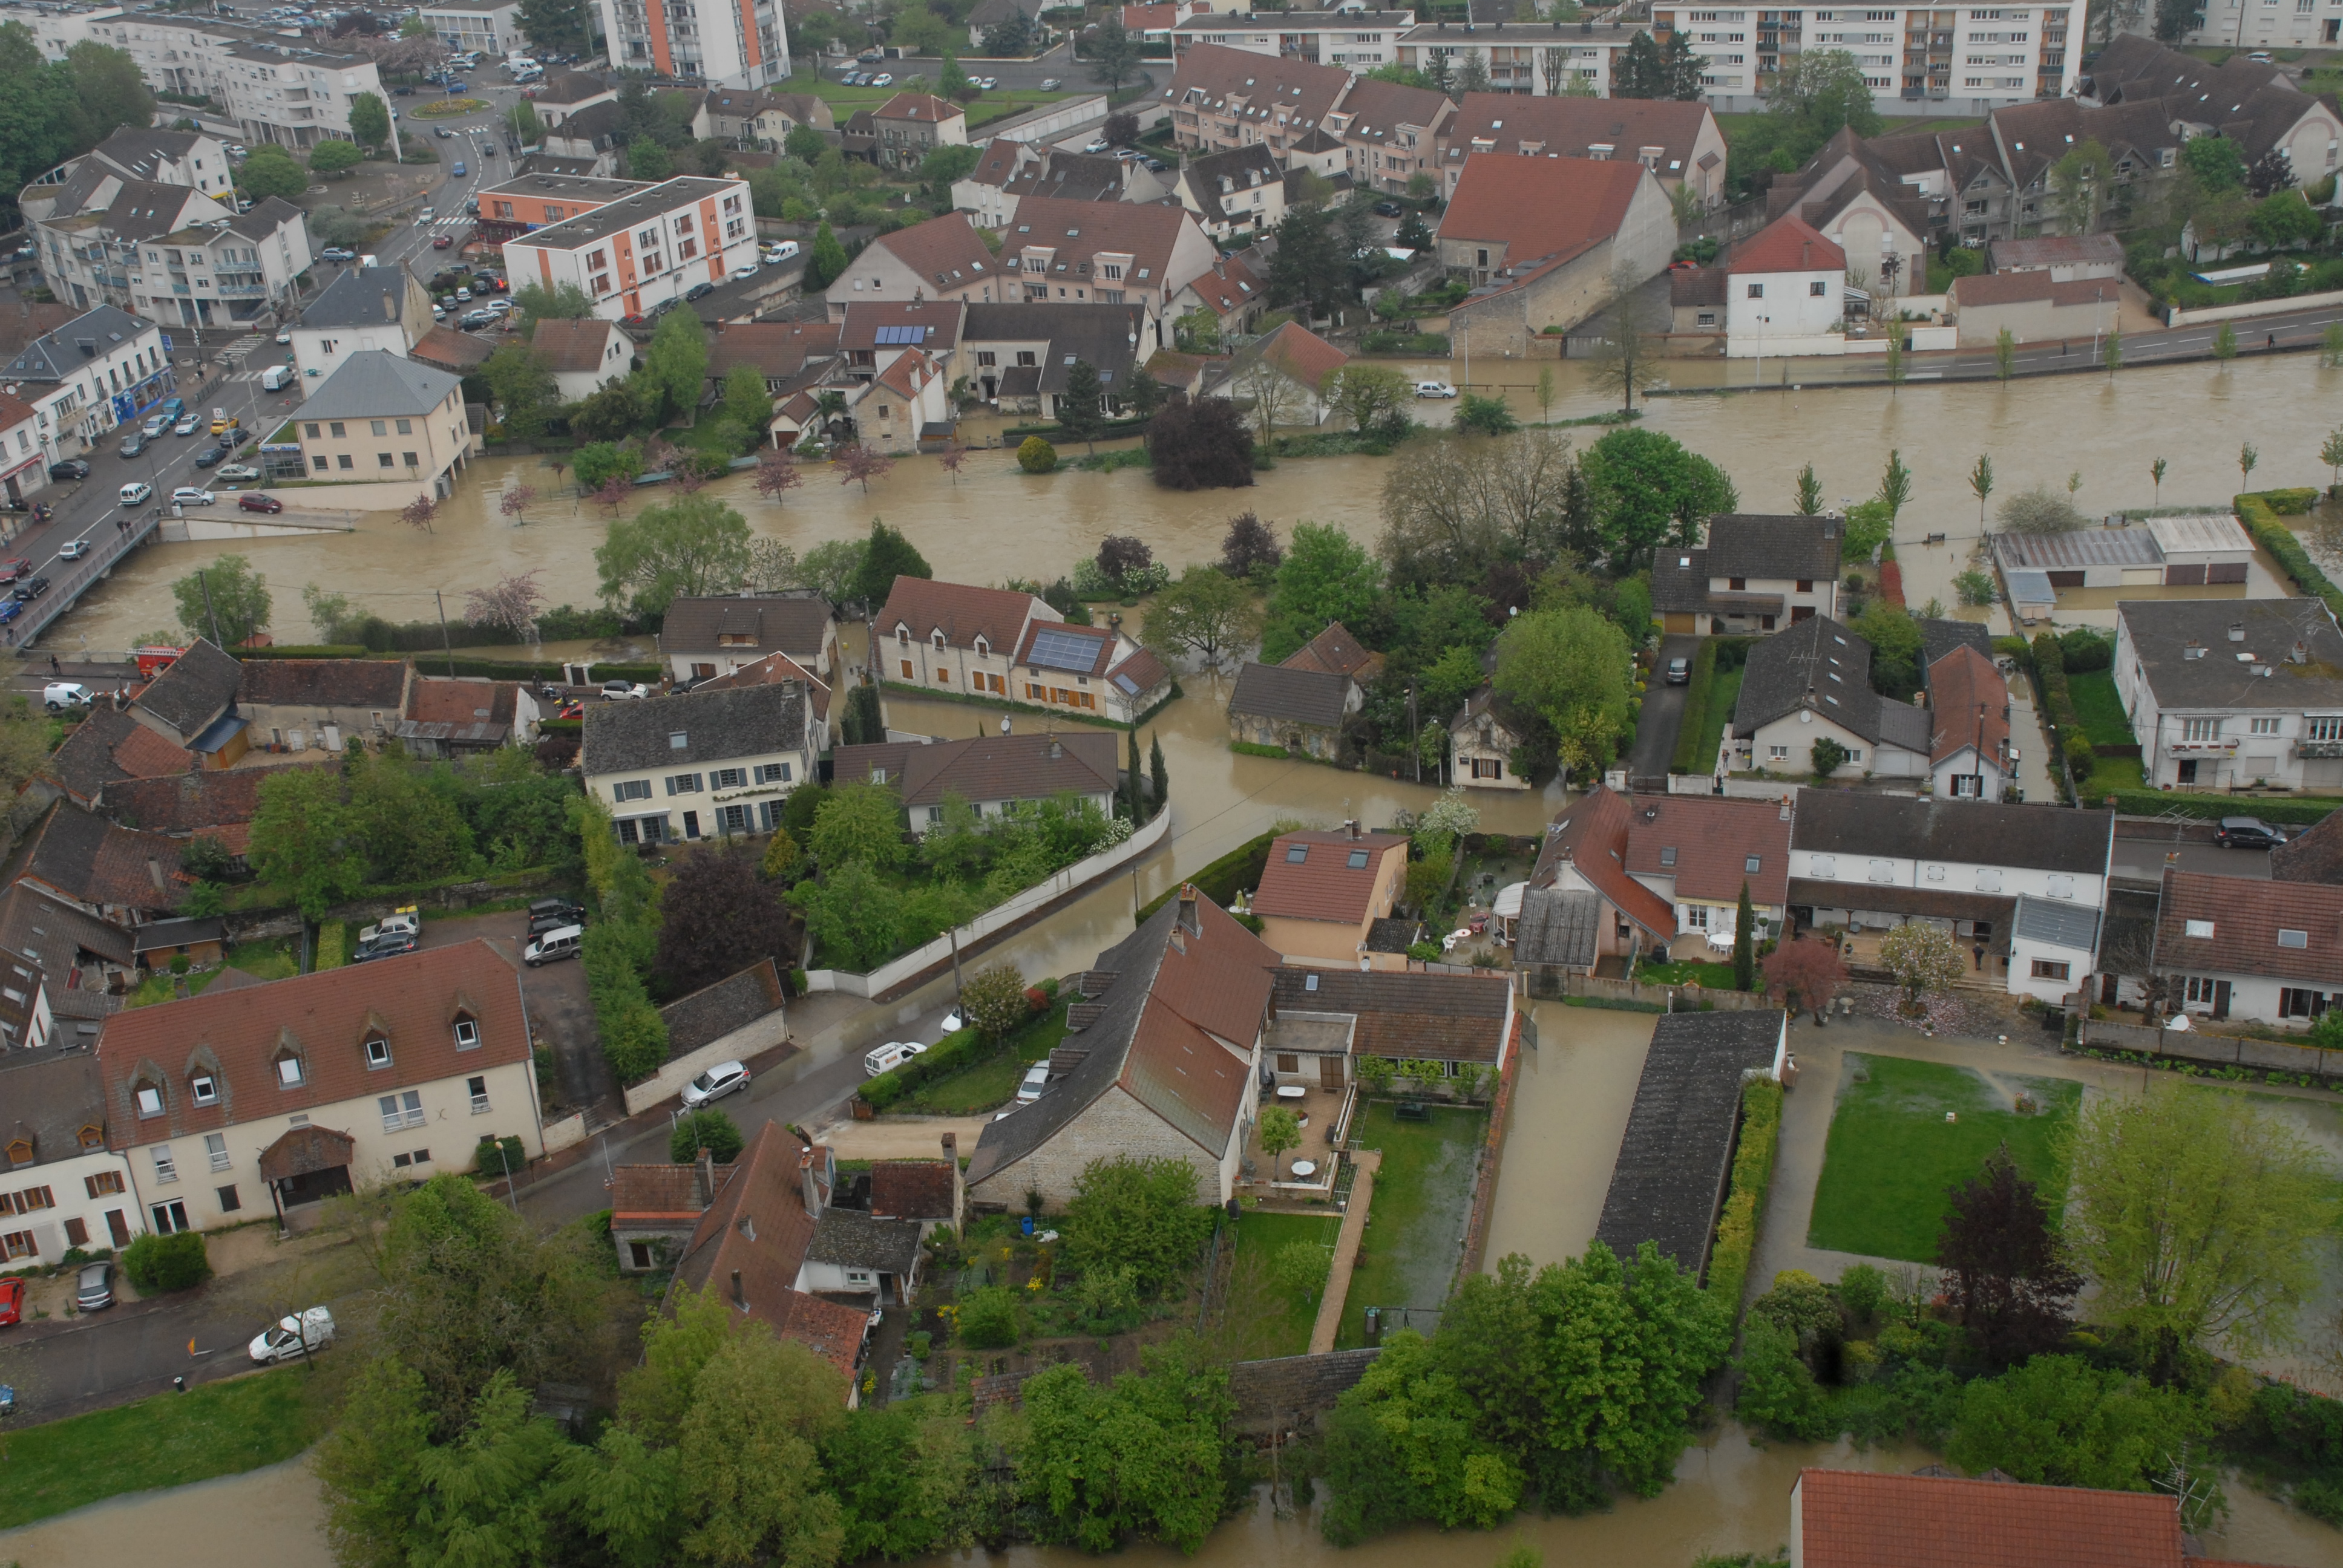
[872,324,929,345]
[1027,626,1101,673]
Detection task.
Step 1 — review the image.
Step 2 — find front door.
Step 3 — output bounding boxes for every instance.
[2178,759,2198,785]
[151,1200,189,1233]
[105,1208,130,1246]
[1319,1054,1345,1090]
[2212,979,2231,1020]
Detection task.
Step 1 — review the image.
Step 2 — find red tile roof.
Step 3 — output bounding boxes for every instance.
[1006,195,1207,294]
[1252,319,1346,393]
[1950,272,2122,309]
[1251,829,1406,925]
[1794,1468,2191,1568]
[695,649,831,721]
[1159,44,1351,140]
[1725,212,1846,276]
[870,1158,955,1219]
[1533,785,1678,941]
[873,92,962,125]
[1282,621,1382,679]
[869,211,1000,291]
[2155,867,2343,983]
[879,577,1046,655]
[1441,93,1714,179]
[527,316,619,374]
[1438,153,1652,268]
[114,724,194,779]
[1185,252,1264,317]
[707,321,840,382]
[1620,792,1792,907]
[1925,644,2010,766]
[612,1160,721,1221]
[406,678,519,727]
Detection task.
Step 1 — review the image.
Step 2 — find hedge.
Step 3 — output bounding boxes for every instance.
[1706,1079,1782,1312]
[860,982,1064,1111]
[1136,831,1276,925]
[2031,632,2092,799]
[2236,490,2343,619]
[1669,638,1722,774]
[235,645,663,685]
[122,1230,211,1293]
[2099,789,2342,825]
[1230,740,1291,759]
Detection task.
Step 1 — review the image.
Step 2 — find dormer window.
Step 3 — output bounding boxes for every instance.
[365,1036,391,1068]
[5,1137,30,1167]
[896,626,909,645]
[453,1016,480,1050]
[191,1073,218,1106]
[77,1125,103,1152]
[274,1052,304,1088]
[932,631,946,650]
[136,1083,165,1117]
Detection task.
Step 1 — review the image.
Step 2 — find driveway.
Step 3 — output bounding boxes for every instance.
[1627,633,1703,784]
[410,909,611,1121]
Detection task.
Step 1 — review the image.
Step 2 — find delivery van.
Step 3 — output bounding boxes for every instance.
[260,364,293,391]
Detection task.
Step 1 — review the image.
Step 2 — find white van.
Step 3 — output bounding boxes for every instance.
[249,1306,335,1364]
[260,364,293,391]
[763,240,800,263]
[119,481,154,506]
[863,1040,927,1077]
[523,924,582,965]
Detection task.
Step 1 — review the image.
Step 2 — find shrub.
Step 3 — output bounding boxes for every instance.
[1017,434,1057,474]
[1706,1080,1782,1312]
[669,1108,744,1163]
[2238,491,2343,619]
[1146,397,1256,490]
[121,1230,211,1293]
[957,1284,1026,1347]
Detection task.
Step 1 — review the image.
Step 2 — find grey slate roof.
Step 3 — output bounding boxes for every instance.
[1515,886,1602,970]
[1732,615,1932,751]
[1594,1010,1783,1279]
[2,305,156,384]
[1919,617,1996,671]
[1792,792,2114,874]
[225,195,307,243]
[1650,547,1711,614]
[296,351,461,423]
[298,267,419,330]
[1227,661,1351,730]
[580,681,808,777]
[1991,529,2160,570]
[659,959,785,1060]
[2094,877,2164,971]
[660,593,834,661]
[2117,599,2343,713]
[962,301,1147,396]
[806,1206,925,1272]
[0,1051,110,1166]
[132,639,243,743]
[2011,892,2100,952]
[132,916,226,954]
[1703,514,1844,582]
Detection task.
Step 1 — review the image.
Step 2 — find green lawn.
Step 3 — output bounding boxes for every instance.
[1638,958,1740,988]
[0,1367,322,1529]
[1806,1054,2081,1263]
[2066,669,2138,748]
[1228,1210,1343,1359]
[1335,1101,1487,1348]
[1693,665,1743,776]
[896,1004,1070,1116]
[2083,754,2147,792]
[775,71,1070,129]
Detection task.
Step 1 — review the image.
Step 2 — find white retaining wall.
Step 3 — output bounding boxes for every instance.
[623,1004,793,1117]
[541,1111,587,1154]
[802,808,1173,1000]
[2165,288,2343,329]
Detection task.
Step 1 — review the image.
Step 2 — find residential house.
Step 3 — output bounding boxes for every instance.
[1439,154,1676,357]
[530,73,621,131]
[2088,34,2342,183]
[527,317,633,400]
[1524,785,1679,965]
[581,681,814,844]
[293,352,476,500]
[1948,270,2120,347]
[98,764,324,868]
[0,390,47,508]
[498,176,759,322]
[799,1206,927,1305]
[1156,45,1354,163]
[237,659,413,756]
[2160,871,2343,1023]
[471,172,651,246]
[696,89,834,151]
[847,345,954,454]
[1283,623,1383,684]
[866,93,968,172]
[611,1146,728,1272]
[408,325,497,381]
[0,1052,145,1260]
[704,321,841,408]
[966,889,1277,1209]
[0,883,133,1036]
[1006,617,1172,724]
[1722,214,1847,359]
[1249,825,1412,970]
[661,593,838,685]
[1619,791,1794,948]
[2272,809,2343,885]
[962,301,1147,417]
[838,212,1007,307]
[1261,965,1516,1094]
[1729,615,1933,780]
[837,731,1122,832]
[1225,662,1360,760]
[999,196,1221,345]
[289,268,436,384]
[1987,232,2124,279]
[45,707,198,812]
[0,305,175,468]
[2113,599,2343,792]
[1165,144,1291,243]
[1789,792,2114,1001]
[868,1145,962,1233]
[0,933,58,1051]
[1788,1465,2205,1568]
[96,941,544,1232]
[1205,319,1348,428]
[1165,249,1271,338]
[1758,129,1933,296]
[1449,687,1532,791]
[1435,93,1728,205]
[950,142,1130,229]
[127,639,248,768]
[877,576,1055,702]
[831,301,966,381]
[11,804,186,930]
[1653,514,1844,636]
[695,652,834,747]
[1323,74,1453,196]
[394,678,542,759]
[1923,644,2013,802]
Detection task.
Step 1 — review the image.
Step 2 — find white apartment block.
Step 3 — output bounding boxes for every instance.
[1650,2,2084,110]
[2158,0,2343,50]
[418,0,525,56]
[0,305,177,466]
[13,5,392,149]
[1393,20,1643,96]
[596,0,792,87]
[500,176,759,321]
[1170,10,1415,67]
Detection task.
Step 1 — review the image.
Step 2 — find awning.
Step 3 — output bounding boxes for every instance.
[1492,881,1526,919]
[258,1124,354,1183]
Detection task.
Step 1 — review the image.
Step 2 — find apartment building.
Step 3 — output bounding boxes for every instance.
[294,351,476,499]
[2149,0,2343,49]
[501,176,759,321]
[1324,74,1454,195]
[997,197,1219,345]
[1648,2,2084,110]
[417,0,525,56]
[472,172,651,246]
[595,0,793,88]
[17,7,392,149]
[1392,17,1651,97]
[1168,9,1415,67]
[1158,43,1353,162]
[0,305,174,468]
[1437,93,1729,204]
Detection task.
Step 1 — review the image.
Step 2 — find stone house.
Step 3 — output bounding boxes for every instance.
[1450,685,1532,790]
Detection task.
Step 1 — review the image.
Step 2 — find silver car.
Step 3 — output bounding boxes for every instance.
[76,1260,113,1311]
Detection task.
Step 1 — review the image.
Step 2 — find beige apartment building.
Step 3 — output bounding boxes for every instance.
[292,351,475,499]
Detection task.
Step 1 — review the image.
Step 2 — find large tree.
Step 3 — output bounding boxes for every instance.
[1060,1154,1216,1296]
[654,843,794,998]
[171,554,271,647]
[1378,428,1578,590]
[62,39,154,146]
[1585,265,1667,414]
[1084,13,1144,96]
[1262,521,1380,661]
[594,492,753,616]
[482,342,559,442]
[348,90,392,151]
[1146,561,1261,671]
[1937,1145,2082,1368]
[1576,426,1738,572]
[1144,397,1255,491]
[1946,1355,2208,1496]
[517,0,595,56]
[1493,605,1633,780]
[844,518,930,606]
[639,307,709,424]
[248,766,365,920]
[237,144,308,201]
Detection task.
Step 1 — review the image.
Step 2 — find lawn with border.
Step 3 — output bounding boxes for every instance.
[1806,1053,2080,1263]
[0,1366,322,1529]
[1334,1100,1487,1348]
[1638,957,1740,988]
[894,1005,1070,1116]
[1227,1209,1342,1359]
[408,96,485,117]
[2066,668,2137,748]
[1693,664,1743,775]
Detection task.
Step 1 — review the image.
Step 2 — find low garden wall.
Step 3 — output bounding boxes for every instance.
[2078,1016,2343,1077]
[801,808,1172,999]
[1529,971,1778,1011]
[2165,287,2343,328]
[540,1111,588,1154]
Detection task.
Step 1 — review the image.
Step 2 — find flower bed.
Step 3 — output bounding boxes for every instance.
[409,96,486,117]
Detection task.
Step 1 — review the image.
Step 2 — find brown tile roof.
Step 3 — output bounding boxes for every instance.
[1268,965,1512,1062]
[1441,93,1714,178]
[1107,647,1168,699]
[1438,152,1651,267]
[834,730,1119,808]
[1794,1468,2189,1568]
[868,211,1001,291]
[1011,616,1115,677]
[836,301,965,354]
[870,1158,955,1220]
[612,1160,722,1221]
[2154,867,2343,985]
[1620,792,1792,907]
[706,321,839,384]
[103,762,325,840]
[1725,212,1845,276]
[1532,785,1678,941]
[1924,645,2010,767]
[1006,195,1206,293]
[1227,661,1352,730]
[695,650,831,722]
[1950,272,2122,310]
[870,345,938,400]
[95,939,528,1144]
[1282,621,1382,680]
[873,91,961,125]
[115,723,198,781]
[237,659,409,711]
[526,316,619,374]
[1252,829,1406,925]
[13,803,186,916]
[660,593,833,661]
[1184,252,1265,317]
[965,137,1029,189]
[405,678,519,728]
[410,324,495,373]
[1250,319,1346,392]
[44,708,180,808]
[2271,809,2343,886]
[1158,43,1351,138]
[1329,74,1451,140]
[878,577,1044,655]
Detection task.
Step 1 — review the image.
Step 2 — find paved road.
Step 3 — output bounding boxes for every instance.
[0,1278,310,1423]
[1627,634,1702,783]
[2107,835,2276,882]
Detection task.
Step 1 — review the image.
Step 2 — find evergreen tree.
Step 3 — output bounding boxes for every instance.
[845,518,931,606]
[1057,359,1106,451]
[1127,730,1144,820]
[1660,30,1706,99]
[808,220,850,290]
[1149,733,1168,820]
[1613,30,1665,97]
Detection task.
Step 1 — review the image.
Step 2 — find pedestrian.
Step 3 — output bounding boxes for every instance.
[47,655,59,676]
[2267,333,2276,350]
[1973,942,1985,972]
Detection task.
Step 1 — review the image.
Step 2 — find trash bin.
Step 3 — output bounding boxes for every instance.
[1363,1306,1381,1347]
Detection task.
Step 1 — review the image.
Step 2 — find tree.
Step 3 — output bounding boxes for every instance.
[1263,521,1381,660]
[807,220,850,290]
[1585,264,1665,413]
[1731,881,1755,991]
[958,962,1029,1044]
[1061,1154,1217,1296]
[1265,202,1348,319]
[594,491,754,616]
[238,143,307,201]
[2103,324,2123,376]
[937,48,971,101]
[845,518,930,606]
[1018,434,1058,474]
[1947,1356,2208,1497]
[2150,456,2168,504]
[655,843,792,998]
[309,137,364,175]
[719,363,773,448]
[2238,440,2258,486]
[171,555,270,647]
[1219,511,1282,578]
[808,782,908,871]
[2182,132,2246,193]
[1453,393,1518,437]
[348,90,391,150]
[1145,398,1256,491]
[1997,486,2088,535]
[640,307,709,424]
[1578,426,1738,571]
[835,444,895,495]
[627,139,673,181]
[670,1108,744,1165]
[1876,448,1913,528]
[672,1331,848,1567]
[1938,1144,2082,1368]
[753,449,801,507]
[1614,34,1667,100]
[1320,362,1413,442]
[798,539,867,604]
[1150,734,1168,820]
[1237,354,1300,440]
[1257,1104,1300,1180]
[1762,937,1847,1018]
[1810,734,1849,778]
[1994,325,2017,381]
[2062,1083,2338,1370]
[1493,606,1633,780]
[1794,462,1824,515]
[571,380,650,444]
[1057,359,1107,451]
[1020,1343,1239,1553]
[1085,13,1143,94]
[483,342,559,442]
[400,494,439,534]
[500,485,539,528]
[2048,137,2110,235]
[2322,427,2343,490]
[64,39,154,143]
[1147,562,1260,670]
[465,570,546,638]
[1968,453,1994,527]
[1735,1316,1833,1440]
[1876,920,1963,1013]
[517,0,594,55]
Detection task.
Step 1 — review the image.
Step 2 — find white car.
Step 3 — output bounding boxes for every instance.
[58,540,90,560]
[250,1308,335,1364]
[975,76,998,90]
[680,1059,750,1109]
[1415,380,1458,399]
[171,486,216,507]
[600,680,650,700]
[274,330,291,345]
[216,464,261,482]
[118,482,154,506]
[871,71,893,85]
[940,1008,965,1034]
[174,414,200,435]
[1017,1064,1049,1103]
[1084,137,1110,153]
[42,681,90,710]
[418,206,435,223]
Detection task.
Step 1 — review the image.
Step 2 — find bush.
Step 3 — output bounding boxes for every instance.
[2237,491,2343,619]
[1706,1080,1782,1312]
[669,1108,743,1163]
[474,1133,527,1177]
[1146,397,1256,490]
[859,1024,992,1111]
[120,1230,211,1293]
[957,1284,1026,1347]
[1017,434,1057,474]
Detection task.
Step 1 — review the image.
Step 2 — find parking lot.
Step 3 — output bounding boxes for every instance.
[410,907,612,1121]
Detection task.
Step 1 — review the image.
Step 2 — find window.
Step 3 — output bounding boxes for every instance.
[469,1075,490,1114]
[191,1073,218,1105]
[65,1215,89,1247]
[666,773,703,795]
[329,422,346,437]
[2030,959,2071,981]
[2184,975,2221,1004]
[206,1132,229,1172]
[378,452,395,469]
[366,1036,391,1068]
[370,419,387,437]
[304,422,320,437]
[1286,844,1309,863]
[136,1083,164,1117]
[2185,918,2215,938]
[151,1199,189,1233]
[1685,904,1710,930]
[1745,855,1763,873]
[1769,745,1789,760]
[2182,717,2222,742]
[454,1018,480,1050]
[379,1091,424,1132]
[2279,928,2310,949]
[614,779,653,803]
[276,1055,304,1087]
[1660,846,1679,867]
[1746,282,1765,298]
[1472,757,1502,779]
[1,1230,33,1261]
[85,1170,125,1198]
[152,1146,179,1184]
[2250,716,2281,734]
[1869,858,1896,881]
[1976,869,2003,893]
[712,767,746,789]
[756,762,792,783]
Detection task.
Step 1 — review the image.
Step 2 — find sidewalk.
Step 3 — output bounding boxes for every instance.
[1307,1150,1380,1354]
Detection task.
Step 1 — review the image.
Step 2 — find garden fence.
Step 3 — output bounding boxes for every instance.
[2077,1016,2343,1078]
[1527,972,1777,1010]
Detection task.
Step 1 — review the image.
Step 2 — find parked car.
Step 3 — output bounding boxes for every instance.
[869,72,891,86]
[975,76,997,90]
[174,414,201,435]
[459,309,499,328]
[238,492,284,514]
[2215,816,2287,849]
[219,427,251,449]
[48,460,90,481]
[320,246,356,261]
[0,1276,22,1327]
[58,540,89,560]
[682,1059,752,1108]
[684,281,715,301]
[0,600,22,626]
[1414,380,1458,398]
[1372,199,1403,218]
[41,682,87,710]
[193,446,224,468]
[351,931,418,963]
[601,680,650,699]
[1666,656,1690,685]
[1040,76,1062,88]
[216,464,261,482]
[142,413,170,437]
[527,898,587,935]
[523,924,582,965]
[1017,1064,1050,1103]
[359,908,420,945]
[1083,136,1110,153]
[75,1261,113,1312]
[250,1308,336,1364]
[171,486,216,508]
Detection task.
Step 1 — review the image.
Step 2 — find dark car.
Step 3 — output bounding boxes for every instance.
[2215,816,2287,850]
[433,234,454,249]
[47,460,90,482]
[684,281,715,301]
[392,83,414,94]
[238,492,284,514]
[1665,656,1690,685]
[11,577,50,602]
[1372,200,1402,217]
[193,445,224,468]
[528,900,587,935]
[0,601,21,626]
[219,426,250,449]
[351,932,418,964]
[619,312,649,327]
[0,558,30,582]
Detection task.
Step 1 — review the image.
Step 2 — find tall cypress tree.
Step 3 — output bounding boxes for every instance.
[1732,880,1756,991]
[1149,733,1168,823]
[1127,729,1144,820]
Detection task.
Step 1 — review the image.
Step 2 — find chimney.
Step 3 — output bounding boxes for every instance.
[2292,639,2310,665]
[800,1145,822,1216]
[730,1267,746,1310]
[942,1131,957,1160]
[148,858,165,891]
[1177,881,1201,937]
[1048,736,1062,760]
[1346,818,1360,838]
[696,1146,714,1207]
[1779,794,1792,821]
[2228,622,2246,642]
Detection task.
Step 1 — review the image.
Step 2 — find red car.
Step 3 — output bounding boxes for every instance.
[432,234,454,250]
[0,558,29,582]
[238,492,284,514]
[0,1276,23,1327]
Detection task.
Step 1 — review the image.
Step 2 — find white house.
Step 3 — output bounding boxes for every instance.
[1729,614,1932,779]
[2114,599,2343,793]
[0,306,175,467]
[580,681,816,844]
[1653,513,1845,636]
[1,1051,146,1262]
[876,577,1175,725]
[834,731,1121,832]
[2152,869,2343,1029]
[289,268,436,384]
[0,392,48,509]
[1725,214,1846,359]
[96,942,545,1234]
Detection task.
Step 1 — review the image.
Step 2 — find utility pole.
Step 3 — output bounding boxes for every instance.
[1407,680,1420,784]
[434,589,455,675]
[198,568,223,647]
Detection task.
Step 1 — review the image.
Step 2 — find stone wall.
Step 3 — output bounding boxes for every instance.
[968,1083,1218,1210]
[1228,1348,1381,1432]
[223,870,560,942]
